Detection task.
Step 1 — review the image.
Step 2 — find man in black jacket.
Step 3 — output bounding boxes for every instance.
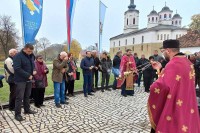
[112,51,122,90]
[91,50,100,90]
[13,44,37,121]
[137,55,148,87]
[100,52,112,92]
[80,51,95,97]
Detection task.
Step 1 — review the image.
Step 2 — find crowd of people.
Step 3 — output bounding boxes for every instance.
[0,39,200,132]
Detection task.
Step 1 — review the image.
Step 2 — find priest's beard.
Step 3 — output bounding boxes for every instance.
[162,53,170,62]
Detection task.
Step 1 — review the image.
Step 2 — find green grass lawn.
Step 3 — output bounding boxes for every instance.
[0,67,114,103]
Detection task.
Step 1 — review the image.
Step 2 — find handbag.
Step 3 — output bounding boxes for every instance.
[35,76,45,88]
[0,80,3,88]
[76,71,80,80]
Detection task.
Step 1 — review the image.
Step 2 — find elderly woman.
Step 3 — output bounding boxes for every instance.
[32,55,49,108]
[65,53,77,97]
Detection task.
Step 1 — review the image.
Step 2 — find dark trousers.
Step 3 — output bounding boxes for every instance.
[92,70,99,88]
[15,82,32,116]
[121,80,134,95]
[113,73,119,89]
[143,76,152,92]
[101,72,110,90]
[66,80,75,95]
[32,88,45,106]
[8,83,16,110]
[83,74,92,95]
[137,73,143,87]
[196,76,200,89]
[151,128,155,133]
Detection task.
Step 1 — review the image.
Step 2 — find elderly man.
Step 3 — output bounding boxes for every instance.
[148,40,200,133]
[13,44,37,121]
[52,51,68,108]
[4,48,18,111]
[91,50,100,90]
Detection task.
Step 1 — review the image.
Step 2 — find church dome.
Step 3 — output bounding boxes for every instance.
[172,14,182,19]
[148,10,158,16]
[160,6,172,13]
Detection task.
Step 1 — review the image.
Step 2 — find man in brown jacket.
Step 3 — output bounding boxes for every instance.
[52,51,68,108]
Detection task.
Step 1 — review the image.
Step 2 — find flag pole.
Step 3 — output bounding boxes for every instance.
[19,0,25,46]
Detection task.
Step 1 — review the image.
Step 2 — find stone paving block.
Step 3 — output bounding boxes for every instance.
[0,87,151,133]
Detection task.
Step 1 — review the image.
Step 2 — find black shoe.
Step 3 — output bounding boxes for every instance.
[35,105,40,108]
[66,97,69,100]
[9,108,15,111]
[40,104,45,107]
[56,104,61,108]
[71,94,75,97]
[101,89,104,92]
[130,94,134,96]
[84,94,88,97]
[91,89,95,92]
[106,88,111,91]
[15,115,24,121]
[60,101,69,105]
[24,110,37,114]
[122,94,127,97]
[88,93,94,96]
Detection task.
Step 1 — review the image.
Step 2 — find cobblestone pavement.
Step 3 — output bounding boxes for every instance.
[0,87,151,133]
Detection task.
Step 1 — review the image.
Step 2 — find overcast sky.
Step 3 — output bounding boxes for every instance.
[0,0,199,51]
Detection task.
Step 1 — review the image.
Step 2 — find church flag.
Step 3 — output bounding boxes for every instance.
[99,1,107,53]
[66,0,77,52]
[20,0,43,45]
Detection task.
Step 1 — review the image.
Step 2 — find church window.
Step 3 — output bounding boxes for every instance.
[160,15,162,19]
[157,35,159,40]
[152,17,154,22]
[125,39,127,45]
[148,18,150,22]
[119,41,120,46]
[167,34,169,39]
[133,18,135,24]
[175,21,178,25]
[164,34,166,40]
[164,14,167,19]
[127,19,128,25]
[172,21,174,25]
[132,46,134,51]
[160,34,163,40]
[133,38,135,44]
[142,36,144,43]
[156,17,158,22]
[141,45,143,51]
[169,14,171,18]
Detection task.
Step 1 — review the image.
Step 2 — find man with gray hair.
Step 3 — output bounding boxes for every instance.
[4,48,18,111]
[52,51,69,108]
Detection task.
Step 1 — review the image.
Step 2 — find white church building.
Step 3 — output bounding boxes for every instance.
[109,0,188,58]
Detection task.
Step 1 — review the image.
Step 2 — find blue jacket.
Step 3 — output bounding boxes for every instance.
[13,50,35,82]
[80,57,94,75]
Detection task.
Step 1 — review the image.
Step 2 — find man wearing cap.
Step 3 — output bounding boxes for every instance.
[148,40,200,133]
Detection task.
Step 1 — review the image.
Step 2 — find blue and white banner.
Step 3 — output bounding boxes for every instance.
[99,1,107,53]
[20,0,43,45]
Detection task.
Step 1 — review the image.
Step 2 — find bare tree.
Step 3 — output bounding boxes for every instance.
[39,37,51,61]
[33,39,41,55]
[0,15,18,59]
